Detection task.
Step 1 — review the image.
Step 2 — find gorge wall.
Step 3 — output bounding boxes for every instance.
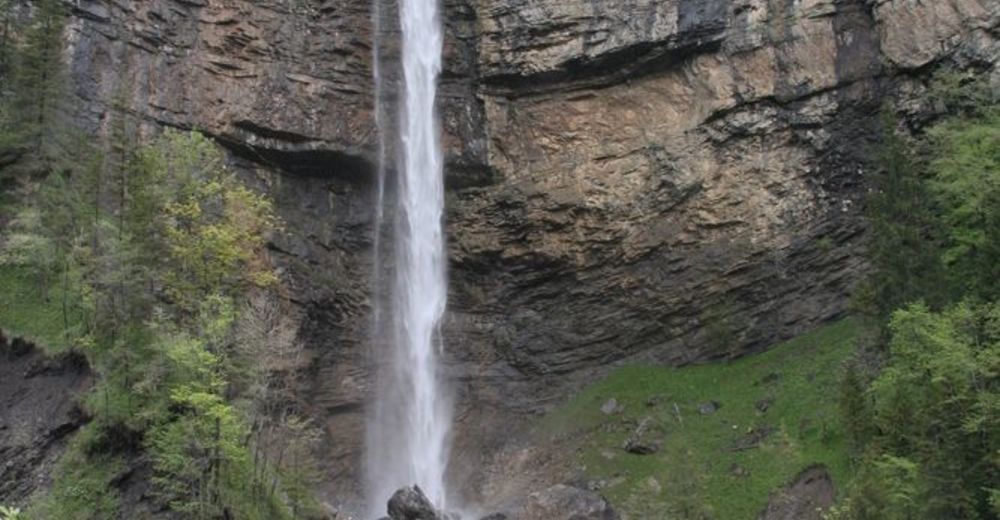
[60,0,1000,508]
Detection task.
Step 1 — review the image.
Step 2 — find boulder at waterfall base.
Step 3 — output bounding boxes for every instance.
[387,486,443,520]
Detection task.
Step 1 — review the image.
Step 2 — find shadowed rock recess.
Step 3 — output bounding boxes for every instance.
[58,0,999,506]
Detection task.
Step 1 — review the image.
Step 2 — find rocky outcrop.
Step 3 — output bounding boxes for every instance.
[467,484,617,520]
[0,334,91,506]
[759,465,836,520]
[385,486,446,520]
[520,484,618,520]
[56,0,1000,508]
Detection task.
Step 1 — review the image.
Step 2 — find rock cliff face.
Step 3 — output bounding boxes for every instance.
[0,337,91,504]
[60,0,999,507]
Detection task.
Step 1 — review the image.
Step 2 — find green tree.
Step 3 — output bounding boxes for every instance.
[927,109,1000,300]
[841,88,1000,520]
[12,0,68,167]
[4,92,317,516]
[836,303,1000,519]
[859,113,946,321]
[0,0,23,167]
[132,130,278,315]
[929,71,997,120]
[0,205,58,289]
[839,359,871,458]
[826,455,925,520]
[0,1,15,77]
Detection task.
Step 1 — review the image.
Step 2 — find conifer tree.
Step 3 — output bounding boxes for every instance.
[927,109,1000,300]
[13,0,68,168]
[861,113,946,321]
[839,359,870,457]
[0,0,22,166]
[0,0,14,87]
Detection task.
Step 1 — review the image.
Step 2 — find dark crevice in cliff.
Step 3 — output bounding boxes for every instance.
[325,402,364,416]
[702,76,879,132]
[217,135,375,183]
[479,35,725,98]
[89,105,378,184]
[232,120,317,144]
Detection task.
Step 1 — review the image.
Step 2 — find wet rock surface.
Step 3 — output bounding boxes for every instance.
[53,0,1000,508]
[386,485,443,520]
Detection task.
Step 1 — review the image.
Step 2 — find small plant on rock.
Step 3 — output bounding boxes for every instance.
[0,505,22,520]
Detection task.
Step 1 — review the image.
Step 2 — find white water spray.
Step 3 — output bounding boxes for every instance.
[366,0,451,513]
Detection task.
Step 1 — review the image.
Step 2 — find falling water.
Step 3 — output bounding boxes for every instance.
[370,0,387,328]
[366,0,451,513]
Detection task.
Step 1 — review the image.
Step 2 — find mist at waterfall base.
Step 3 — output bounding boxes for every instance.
[364,0,455,515]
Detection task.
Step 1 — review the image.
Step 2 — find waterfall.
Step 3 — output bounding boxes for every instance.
[366,0,452,513]
[370,0,387,330]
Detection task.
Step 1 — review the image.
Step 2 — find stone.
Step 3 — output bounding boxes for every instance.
[698,401,721,415]
[600,398,621,415]
[320,502,348,520]
[645,394,665,407]
[622,417,661,455]
[587,479,607,491]
[726,425,776,452]
[521,484,619,520]
[759,466,835,520]
[623,438,659,455]
[387,486,441,520]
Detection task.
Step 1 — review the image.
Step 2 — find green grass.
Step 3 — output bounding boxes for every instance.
[0,264,80,352]
[535,318,861,519]
[0,189,77,350]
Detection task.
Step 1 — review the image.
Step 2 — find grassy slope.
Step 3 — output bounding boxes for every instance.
[535,318,860,519]
[0,194,80,352]
[0,264,79,352]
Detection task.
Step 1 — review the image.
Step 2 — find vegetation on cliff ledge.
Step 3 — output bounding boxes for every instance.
[0,4,324,518]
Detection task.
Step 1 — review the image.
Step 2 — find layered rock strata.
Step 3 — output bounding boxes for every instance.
[54,0,1000,505]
